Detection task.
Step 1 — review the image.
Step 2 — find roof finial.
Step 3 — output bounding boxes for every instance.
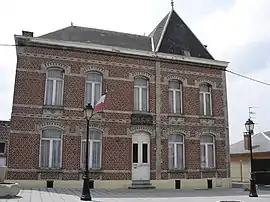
[171,0,174,9]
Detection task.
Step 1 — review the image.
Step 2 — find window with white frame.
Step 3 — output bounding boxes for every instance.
[168,134,185,169]
[81,130,102,169]
[169,80,182,114]
[40,129,62,168]
[200,135,215,168]
[199,84,212,116]
[85,72,102,106]
[45,68,64,106]
[133,77,148,112]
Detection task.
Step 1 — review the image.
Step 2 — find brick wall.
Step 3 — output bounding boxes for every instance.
[8,41,229,180]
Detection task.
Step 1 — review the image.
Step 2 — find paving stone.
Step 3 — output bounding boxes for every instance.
[0,188,269,202]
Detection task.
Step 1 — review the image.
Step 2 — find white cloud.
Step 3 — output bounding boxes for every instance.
[195,0,270,60]
[227,60,270,143]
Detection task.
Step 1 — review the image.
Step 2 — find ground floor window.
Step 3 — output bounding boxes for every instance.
[200,135,215,168]
[81,129,102,169]
[40,129,62,168]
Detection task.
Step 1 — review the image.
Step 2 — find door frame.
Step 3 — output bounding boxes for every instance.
[131,132,151,181]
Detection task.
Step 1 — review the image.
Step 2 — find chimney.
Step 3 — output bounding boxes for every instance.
[22,31,33,37]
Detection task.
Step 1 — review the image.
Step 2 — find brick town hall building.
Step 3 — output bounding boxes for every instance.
[4,6,231,189]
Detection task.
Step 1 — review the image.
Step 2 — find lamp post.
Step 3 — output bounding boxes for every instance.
[244,118,258,197]
[81,103,93,201]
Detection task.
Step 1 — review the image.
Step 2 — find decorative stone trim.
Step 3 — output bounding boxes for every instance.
[42,105,64,116]
[129,72,154,82]
[41,62,71,74]
[11,113,225,128]
[164,75,188,86]
[168,115,185,125]
[199,118,215,126]
[127,126,154,137]
[81,65,109,77]
[80,123,105,133]
[163,128,191,139]
[163,68,222,79]
[194,79,217,88]
[201,130,220,139]
[37,122,66,132]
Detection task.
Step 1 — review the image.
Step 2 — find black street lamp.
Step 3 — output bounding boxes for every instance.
[244,118,258,197]
[81,103,94,201]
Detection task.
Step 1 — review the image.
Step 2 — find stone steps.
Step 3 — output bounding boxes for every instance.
[128,180,156,189]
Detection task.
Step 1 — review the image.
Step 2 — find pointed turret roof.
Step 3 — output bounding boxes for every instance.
[149,9,213,59]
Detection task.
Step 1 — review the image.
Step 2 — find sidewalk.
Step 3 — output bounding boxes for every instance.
[1,188,270,202]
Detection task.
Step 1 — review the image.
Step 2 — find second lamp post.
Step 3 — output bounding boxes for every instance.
[245,118,258,197]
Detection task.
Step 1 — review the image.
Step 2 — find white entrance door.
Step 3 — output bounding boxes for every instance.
[132,133,150,181]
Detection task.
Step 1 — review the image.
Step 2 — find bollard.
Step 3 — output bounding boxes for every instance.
[46,180,54,188]
[175,180,181,189]
[207,179,212,189]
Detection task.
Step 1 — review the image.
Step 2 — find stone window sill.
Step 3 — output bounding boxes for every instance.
[167,113,185,118]
[43,105,64,110]
[199,115,214,119]
[201,168,216,171]
[168,169,187,173]
[132,111,151,115]
[79,169,102,173]
[38,168,63,172]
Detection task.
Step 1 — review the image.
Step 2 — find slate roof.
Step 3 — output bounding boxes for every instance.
[39,7,214,60]
[230,132,270,154]
[40,26,152,51]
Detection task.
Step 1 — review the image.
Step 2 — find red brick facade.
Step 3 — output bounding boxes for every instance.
[7,39,230,181]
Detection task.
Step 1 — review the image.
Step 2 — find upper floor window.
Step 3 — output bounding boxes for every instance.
[168,134,185,170]
[133,77,148,112]
[81,130,102,169]
[85,72,102,106]
[199,84,212,116]
[169,80,182,114]
[45,68,64,106]
[200,134,215,168]
[40,129,62,169]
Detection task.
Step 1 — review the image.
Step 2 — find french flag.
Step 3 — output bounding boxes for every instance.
[93,90,107,113]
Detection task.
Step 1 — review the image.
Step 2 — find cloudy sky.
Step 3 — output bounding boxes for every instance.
[0,0,269,144]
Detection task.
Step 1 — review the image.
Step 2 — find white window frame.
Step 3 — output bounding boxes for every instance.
[199,84,212,116]
[200,135,215,168]
[44,68,64,106]
[81,131,102,169]
[169,80,183,114]
[134,77,149,112]
[85,72,102,106]
[39,129,63,169]
[168,134,185,170]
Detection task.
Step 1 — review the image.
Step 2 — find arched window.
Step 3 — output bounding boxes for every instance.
[81,129,102,169]
[133,77,148,112]
[45,68,64,105]
[168,134,185,169]
[40,128,62,168]
[200,135,215,168]
[85,72,102,106]
[169,80,182,114]
[199,83,212,116]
